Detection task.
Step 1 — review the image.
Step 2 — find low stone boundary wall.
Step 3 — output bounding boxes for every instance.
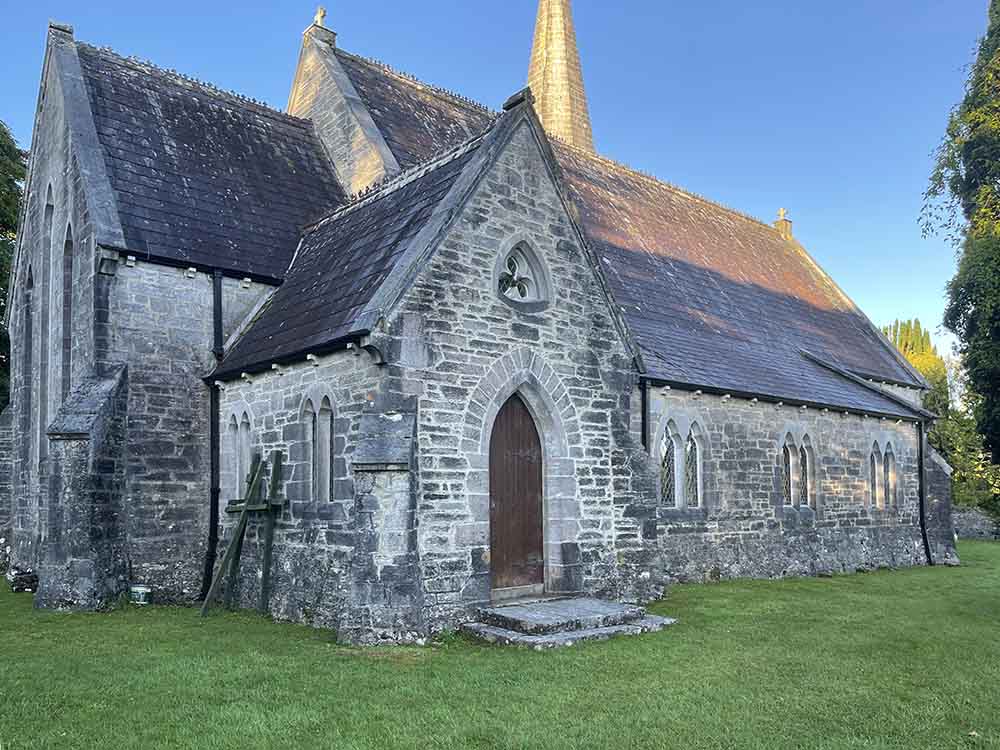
[953,507,999,540]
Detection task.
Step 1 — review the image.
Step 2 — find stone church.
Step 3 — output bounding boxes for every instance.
[3,1,957,643]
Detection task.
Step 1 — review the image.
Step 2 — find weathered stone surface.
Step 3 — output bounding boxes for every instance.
[0,409,11,542]
[953,507,999,540]
[475,597,648,635]
[463,596,675,651]
[35,367,129,610]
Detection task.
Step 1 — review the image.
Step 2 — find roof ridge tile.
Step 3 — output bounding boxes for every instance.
[77,41,310,125]
[334,48,498,117]
[552,136,777,233]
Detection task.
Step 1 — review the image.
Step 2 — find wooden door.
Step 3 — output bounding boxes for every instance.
[489,394,544,591]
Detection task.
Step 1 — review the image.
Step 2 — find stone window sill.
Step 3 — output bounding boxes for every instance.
[657,506,708,523]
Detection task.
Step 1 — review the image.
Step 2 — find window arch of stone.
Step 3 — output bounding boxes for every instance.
[20,266,34,467]
[884,443,897,509]
[493,236,553,312]
[225,415,240,499]
[683,422,706,509]
[781,433,800,507]
[653,411,709,510]
[61,221,74,402]
[800,435,818,510]
[299,391,336,502]
[38,185,54,464]
[870,442,884,510]
[238,411,252,498]
[659,420,683,508]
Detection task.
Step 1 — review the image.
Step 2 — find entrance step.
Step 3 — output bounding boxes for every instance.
[462,597,676,649]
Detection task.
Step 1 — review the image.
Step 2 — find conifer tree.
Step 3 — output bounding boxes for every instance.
[882,318,949,415]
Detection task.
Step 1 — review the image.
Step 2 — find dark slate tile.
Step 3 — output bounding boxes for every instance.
[75,43,345,280]
[217,144,480,376]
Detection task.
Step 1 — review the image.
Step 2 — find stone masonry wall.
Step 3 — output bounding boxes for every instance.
[218,347,396,638]
[106,261,267,601]
[9,47,99,573]
[953,507,998,540]
[0,409,11,543]
[287,26,397,195]
[385,121,644,631]
[36,368,129,609]
[637,387,946,581]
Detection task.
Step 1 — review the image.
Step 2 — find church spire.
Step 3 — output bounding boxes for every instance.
[527,0,595,152]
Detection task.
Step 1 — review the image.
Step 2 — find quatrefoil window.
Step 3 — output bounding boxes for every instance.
[496,242,549,307]
[499,255,533,300]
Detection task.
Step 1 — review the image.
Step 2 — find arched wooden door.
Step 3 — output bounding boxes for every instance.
[489,393,544,593]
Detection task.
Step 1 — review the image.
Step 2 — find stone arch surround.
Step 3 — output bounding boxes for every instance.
[463,347,583,595]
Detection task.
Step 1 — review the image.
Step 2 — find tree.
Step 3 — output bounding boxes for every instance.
[923,1,1000,463]
[0,119,27,407]
[944,234,1000,462]
[884,318,1000,518]
[881,318,950,416]
[931,393,1000,519]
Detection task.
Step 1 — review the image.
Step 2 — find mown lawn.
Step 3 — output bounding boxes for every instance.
[1,542,998,749]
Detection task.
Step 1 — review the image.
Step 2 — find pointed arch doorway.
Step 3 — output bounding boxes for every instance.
[489,393,545,597]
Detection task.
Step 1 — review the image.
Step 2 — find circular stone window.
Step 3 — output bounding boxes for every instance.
[495,241,552,312]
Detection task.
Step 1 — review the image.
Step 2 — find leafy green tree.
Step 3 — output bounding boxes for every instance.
[923,0,1000,463]
[0,119,27,407]
[884,318,1000,518]
[944,234,1000,463]
[931,394,1000,519]
[882,318,950,415]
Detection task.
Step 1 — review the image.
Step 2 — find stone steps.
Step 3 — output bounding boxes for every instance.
[462,596,676,649]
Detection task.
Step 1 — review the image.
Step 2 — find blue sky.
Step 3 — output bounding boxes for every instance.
[3,1,987,352]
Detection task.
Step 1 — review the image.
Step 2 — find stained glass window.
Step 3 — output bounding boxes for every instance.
[870,448,879,509]
[782,444,793,506]
[884,447,895,508]
[660,434,676,506]
[799,445,809,508]
[685,434,700,508]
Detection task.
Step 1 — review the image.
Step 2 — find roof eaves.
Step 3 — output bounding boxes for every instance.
[787,236,928,390]
[799,349,933,420]
[640,370,923,422]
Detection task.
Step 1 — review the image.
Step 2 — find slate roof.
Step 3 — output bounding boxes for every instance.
[216,140,482,377]
[333,50,496,170]
[552,142,924,415]
[328,50,924,417]
[75,43,344,281]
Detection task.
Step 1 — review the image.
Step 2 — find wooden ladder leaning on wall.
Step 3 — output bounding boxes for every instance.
[200,450,285,617]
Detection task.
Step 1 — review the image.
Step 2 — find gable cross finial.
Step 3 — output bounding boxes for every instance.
[774,207,793,240]
[314,5,327,27]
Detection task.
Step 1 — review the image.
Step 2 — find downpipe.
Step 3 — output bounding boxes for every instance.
[917,420,935,566]
[200,271,225,598]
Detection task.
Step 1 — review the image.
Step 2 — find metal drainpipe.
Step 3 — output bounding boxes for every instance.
[200,270,225,598]
[640,378,649,450]
[917,420,935,566]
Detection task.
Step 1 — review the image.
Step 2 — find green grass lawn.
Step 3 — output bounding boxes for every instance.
[1,542,998,750]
